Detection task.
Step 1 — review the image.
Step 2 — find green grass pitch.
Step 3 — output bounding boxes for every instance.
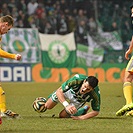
[0,82,133,133]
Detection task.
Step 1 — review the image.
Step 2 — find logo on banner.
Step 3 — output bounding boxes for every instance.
[9,37,28,54]
[48,40,69,64]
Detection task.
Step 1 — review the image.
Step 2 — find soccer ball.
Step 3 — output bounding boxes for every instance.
[32,97,47,113]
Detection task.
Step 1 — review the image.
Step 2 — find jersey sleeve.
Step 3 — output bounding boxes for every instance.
[90,86,101,111]
[61,74,87,92]
[0,48,16,59]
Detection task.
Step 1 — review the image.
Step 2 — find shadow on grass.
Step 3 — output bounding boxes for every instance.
[21,115,128,120]
[21,115,60,119]
[95,116,129,119]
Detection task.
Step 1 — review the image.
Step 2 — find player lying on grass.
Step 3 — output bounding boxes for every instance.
[34,74,101,120]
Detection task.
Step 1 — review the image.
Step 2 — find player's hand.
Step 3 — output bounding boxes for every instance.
[65,105,77,115]
[15,54,21,60]
[125,50,131,60]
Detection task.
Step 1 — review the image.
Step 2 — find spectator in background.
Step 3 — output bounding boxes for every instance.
[109,21,118,32]
[17,0,27,14]
[35,3,45,19]
[75,20,89,45]
[57,13,68,35]
[12,13,18,27]
[28,14,40,29]
[1,3,10,16]
[17,10,30,28]
[38,12,48,33]
[32,14,39,29]
[75,0,85,10]
[72,8,78,18]
[54,1,61,15]
[8,0,16,13]
[11,7,18,20]
[88,17,97,34]
[60,0,68,13]
[17,19,24,28]
[27,0,38,15]
[121,19,131,43]
[67,15,76,33]
[76,9,88,27]
[47,10,58,34]
[0,0,132,47]
[44,21,55,34]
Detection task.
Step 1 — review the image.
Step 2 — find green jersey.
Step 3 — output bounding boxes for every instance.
[61,74,100,111]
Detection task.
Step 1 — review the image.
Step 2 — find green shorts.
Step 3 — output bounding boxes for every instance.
[48,89,85,109]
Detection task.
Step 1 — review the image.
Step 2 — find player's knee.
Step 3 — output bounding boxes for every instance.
[59,109,70,118]
[45,101,57,109]
[59,112,65,118]
[45,103,52,109]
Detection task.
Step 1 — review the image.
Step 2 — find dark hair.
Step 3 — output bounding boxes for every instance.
[86,76,98,89]
[130,5,133,9]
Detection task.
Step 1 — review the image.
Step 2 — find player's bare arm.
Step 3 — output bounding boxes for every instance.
[56,87,77,115]
[71,110,99,120]
[125,36,133,60]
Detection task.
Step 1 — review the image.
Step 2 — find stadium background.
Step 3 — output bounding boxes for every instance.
[0,0,133,83]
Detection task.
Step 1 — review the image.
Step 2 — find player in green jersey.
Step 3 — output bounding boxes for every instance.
[37,74,100,120]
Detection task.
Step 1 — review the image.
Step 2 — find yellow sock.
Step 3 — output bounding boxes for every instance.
[123,82,132,104]
[0,87,6,112]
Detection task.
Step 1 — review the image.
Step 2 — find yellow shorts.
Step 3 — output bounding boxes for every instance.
[126,56,133,72]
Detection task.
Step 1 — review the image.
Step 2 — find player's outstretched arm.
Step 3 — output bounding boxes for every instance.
[71,110,99,120]
[0,48,21,60]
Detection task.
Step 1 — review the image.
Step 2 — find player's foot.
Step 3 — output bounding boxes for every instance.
[1,110,20,118]
[116,103,133,116]
[126,110,133,116]
[82,105,90,115]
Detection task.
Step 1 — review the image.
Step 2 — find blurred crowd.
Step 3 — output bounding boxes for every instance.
[0,0,132,45]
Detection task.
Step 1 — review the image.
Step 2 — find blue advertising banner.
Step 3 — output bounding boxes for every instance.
[0,63,32,82]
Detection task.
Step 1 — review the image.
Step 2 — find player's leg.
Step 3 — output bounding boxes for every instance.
[0,86,19,118]
[116,76,133,116]
[59,105,90,118]
[123,71,133,105]
[44,91,59,110]
[59,109,71,118]
[116,58,133,116]
[73,105,90,116]
[0,86,6,113]
[45,98,57,109]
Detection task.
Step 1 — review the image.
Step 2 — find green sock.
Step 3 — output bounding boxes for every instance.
[73,108,86,116]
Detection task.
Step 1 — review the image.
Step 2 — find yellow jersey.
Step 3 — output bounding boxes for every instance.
[0,35,16,59]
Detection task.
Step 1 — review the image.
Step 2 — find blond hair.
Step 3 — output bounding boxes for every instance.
[0,15,14,26]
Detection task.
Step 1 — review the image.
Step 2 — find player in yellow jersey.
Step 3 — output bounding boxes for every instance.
[116,5,133,116]
[0,15,21,121]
